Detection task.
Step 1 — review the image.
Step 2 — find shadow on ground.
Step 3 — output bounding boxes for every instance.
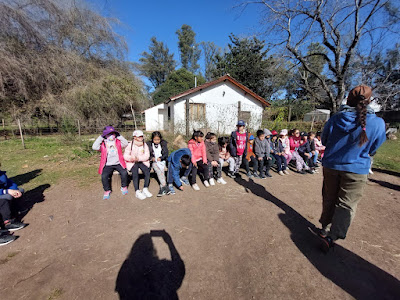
[115,230,185,300]
[368,178,400,192]
[235,176,400,299]
[9,169,42,186]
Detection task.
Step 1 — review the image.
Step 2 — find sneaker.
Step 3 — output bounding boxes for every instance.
[103,190,111,200]
[0,234,17,246]
[167,184,176,195]
[319,236,335,253]
[142,188,153,198]
[1,221,27,233]
[157,186,166,197]
[192,183,200,191]
[246,172,254,178]
[252,172,260,178]
[121,187,128,196]
[135,190,146,200]
[180,176,190,186]
[209,178,216,186]
[227,172,236,179]
[369,169,374,175]
[283,169,289,175]
[307,169,316,174]
[260,173,267,179]
[278,171,284,176]
[265,171,272,177]
[203,180,210,188]
[217,177,227,184]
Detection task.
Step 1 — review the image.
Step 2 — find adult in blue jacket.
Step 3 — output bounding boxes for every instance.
[167,148,192,195]
[316,85,386,252]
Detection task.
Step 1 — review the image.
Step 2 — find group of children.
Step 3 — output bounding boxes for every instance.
[92,122,326,202]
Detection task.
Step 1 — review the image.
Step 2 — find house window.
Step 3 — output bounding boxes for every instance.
[189,103,206,121]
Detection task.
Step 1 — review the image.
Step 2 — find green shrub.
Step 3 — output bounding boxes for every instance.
[262,120,325,132]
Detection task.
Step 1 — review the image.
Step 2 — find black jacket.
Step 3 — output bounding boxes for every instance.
[146,140,169,161]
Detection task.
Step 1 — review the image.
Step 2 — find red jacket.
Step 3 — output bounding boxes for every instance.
[188,139,207,164]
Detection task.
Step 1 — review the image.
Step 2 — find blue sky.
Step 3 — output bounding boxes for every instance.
[88,0,263,74]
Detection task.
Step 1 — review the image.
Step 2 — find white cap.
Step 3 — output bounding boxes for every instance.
[132,130,144,137]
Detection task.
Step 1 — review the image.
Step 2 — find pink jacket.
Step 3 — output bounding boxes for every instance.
[188,139,207,164]
[279,136,291,155]
[98,139,126,174]
[314,138,326,152]
[289,136,302,153]
[124,141,150,170]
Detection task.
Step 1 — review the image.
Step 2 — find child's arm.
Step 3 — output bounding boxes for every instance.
[123,144,134,162]
[117,135,129,148]
[172,167,182,188]
[188,141,196,165]
[92,135,104,151]
[160,142,169,161]
[202,143,208,164]
[139,144,150,162]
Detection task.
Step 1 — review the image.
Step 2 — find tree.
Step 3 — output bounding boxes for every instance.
[152,69,205,105]
[242,0,400,112]
[201,41,221,81]
[139,37,176,89]
[212,34,289,99]
[176,25,201,73]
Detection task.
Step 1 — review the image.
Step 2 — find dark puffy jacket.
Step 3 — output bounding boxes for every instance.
[205,140,219,162]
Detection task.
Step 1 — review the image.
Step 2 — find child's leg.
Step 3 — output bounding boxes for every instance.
[227,157,235,173]
[101,165,114,191]
[131,164,140,191]
[313,151,319,164]
[115,164,128,188]
[281,154,288,170]
[0,197,12,225]
[138,163,151,188]
[251,156,258,173]
[198,160,210,180]
[216,161,222,178]
[207,162,213,179]
[152,162,166,187]
[286,152,293,165]
[258,156,265,174]
[218,158,225,174]
[274,154,282,171]
[243,159,250,173]
[191,164,198,184]
[234,156,242,173]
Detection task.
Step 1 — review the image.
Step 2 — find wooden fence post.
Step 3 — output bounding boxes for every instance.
[2,119,5,140]
[130,102,137,130]
[77,119,81,137]
[17,119,25,149]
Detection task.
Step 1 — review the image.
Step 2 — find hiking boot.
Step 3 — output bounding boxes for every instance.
[278,171,284,176]
[0,234,17,246]
[121,187,128,196]
[192,183,200,191]
[203,180,210,188]
[227,172,236,179]
[167,184,176,195]
[135,190,146,200]
[142,188,153,198]
[216,177,227,185]
[103,190,111,200]
[209,178,216,186]
[1,221,27,233]
[180,176,190,186]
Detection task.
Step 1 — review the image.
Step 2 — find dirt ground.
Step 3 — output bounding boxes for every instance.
[0,167,399,300]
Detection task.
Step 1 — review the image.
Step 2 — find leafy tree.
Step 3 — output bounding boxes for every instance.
[212,35,289,99]
[139,37,176,89]
[152,69,205,105]
[176,25,201,73]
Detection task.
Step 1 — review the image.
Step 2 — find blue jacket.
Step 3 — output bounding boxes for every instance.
[167,148,191,188]
[0,171,18,195]
[321,106,386,174]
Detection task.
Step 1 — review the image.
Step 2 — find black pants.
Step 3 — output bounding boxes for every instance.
[272,154,287,171]
[131,163,150,191]
[300,152,315,168]
[244,156,258,173]
[102,164,128,192]
[191,160,209,184]
[0,187,24,223]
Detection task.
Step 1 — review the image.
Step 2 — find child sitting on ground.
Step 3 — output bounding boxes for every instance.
[147,131,169,197]
[229,120,248,177]
[167,149,192,195]
[188,130,210,190]
[270,130,289,176]
[244,134,258,178]
[218,137,234,184]
[124,130,153,200]
[254,129,273,178]
[205,132,221,186]
[92,126,129,200]
[0,166,27,246]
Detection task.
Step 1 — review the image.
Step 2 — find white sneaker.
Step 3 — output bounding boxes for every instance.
[192,183,200,191]
[142,188,153,198]
[283,169,289,175]
[209,178,215,186]
[203,180,210,187]
[217,177,227,185]
[278,171,284,176]
[135,190,146,200]
[369,169,374,175]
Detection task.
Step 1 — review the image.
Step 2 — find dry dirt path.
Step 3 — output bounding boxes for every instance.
[0,169,399,299]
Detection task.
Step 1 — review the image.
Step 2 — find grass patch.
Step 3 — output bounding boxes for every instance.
[47,288,64,300]
[0,251,19,265]
[373,135,400,173]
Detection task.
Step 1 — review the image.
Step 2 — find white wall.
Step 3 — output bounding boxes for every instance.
[172,81,264,134]
[145,103,165,131]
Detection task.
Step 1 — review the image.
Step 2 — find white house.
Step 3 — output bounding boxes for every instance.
[303,109,331,122]
[144,75,270,135]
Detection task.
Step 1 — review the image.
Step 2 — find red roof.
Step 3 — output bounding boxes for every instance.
[167,74,270,106]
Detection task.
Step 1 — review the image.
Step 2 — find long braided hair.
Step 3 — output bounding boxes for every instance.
[347,85,372,146]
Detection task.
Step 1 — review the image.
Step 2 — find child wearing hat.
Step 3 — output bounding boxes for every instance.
[229,120,248,177]
[279,129,292,165]
[92,126,129,200]
[124,130,152,200]
[243,134,258,178]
